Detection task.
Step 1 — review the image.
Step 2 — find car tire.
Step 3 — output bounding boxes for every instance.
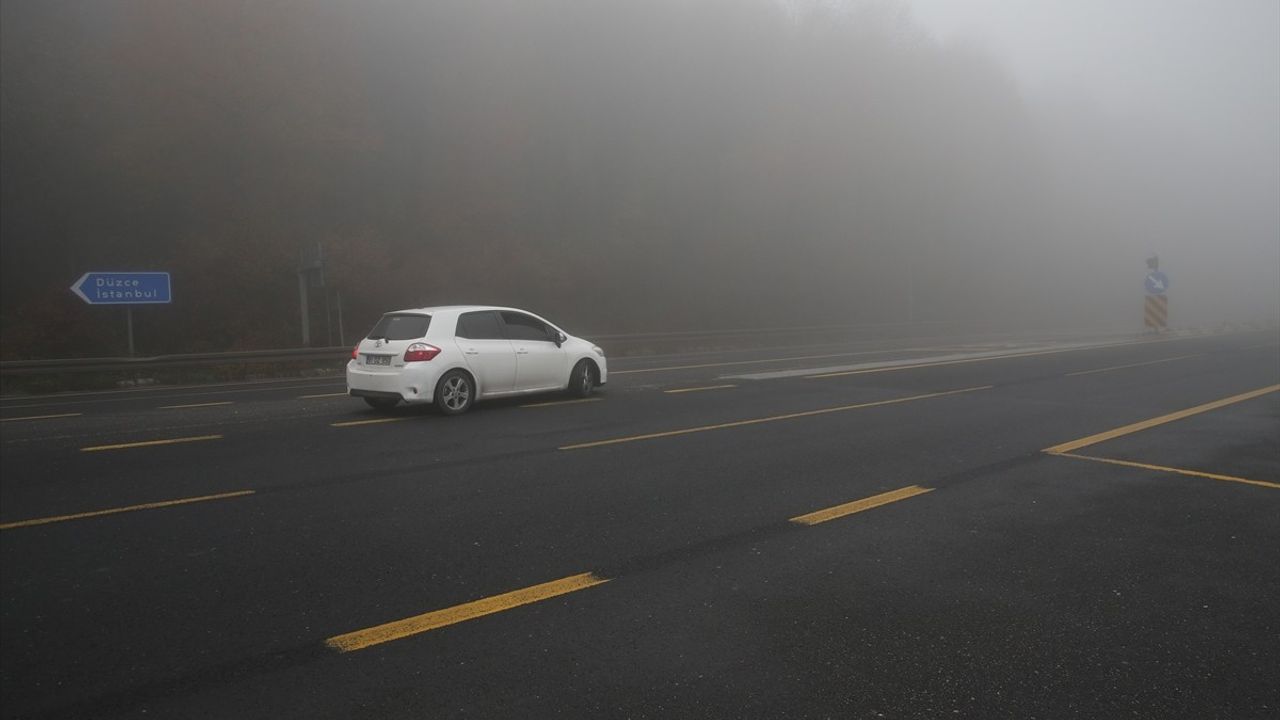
[435,369,475,416]
[364,396,400,411]
[568,360,596,398]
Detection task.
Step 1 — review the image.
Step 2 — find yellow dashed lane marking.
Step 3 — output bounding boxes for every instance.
[81,434,223,452]
[520,398,602,408]
[0,490,255,531]
[560,385,991,450]
[0,413,82,422]
[1064,354,1201,377]
[325,572,609,652]
[664,384,737,394]
[790,485,934,525]
[157,401,234,409]
[1051,453,1278,490]
[331,417,411,427]
[1043,384,1280,454]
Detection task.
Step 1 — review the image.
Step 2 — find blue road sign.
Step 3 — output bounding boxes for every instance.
[70,272,171,305]
[1144,271,1169,295]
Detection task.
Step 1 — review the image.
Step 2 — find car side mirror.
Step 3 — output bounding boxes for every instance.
[554,331,566,347]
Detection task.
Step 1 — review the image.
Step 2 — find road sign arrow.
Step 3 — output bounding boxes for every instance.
[70,273,92,303]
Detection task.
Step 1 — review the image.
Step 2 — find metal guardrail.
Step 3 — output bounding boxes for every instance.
[0,321,953,376]
[0,347,352,376]
[586,320,950,341]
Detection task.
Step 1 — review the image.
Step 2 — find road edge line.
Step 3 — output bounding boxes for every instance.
[1043,384,1280,454]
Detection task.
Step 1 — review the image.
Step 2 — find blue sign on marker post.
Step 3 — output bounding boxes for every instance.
[1144,271,1169,295]
[70,272,172,356]
[71,272,171,305]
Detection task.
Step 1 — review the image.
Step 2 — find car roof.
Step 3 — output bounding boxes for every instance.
[379,305,568,334]
[386,305,526,316]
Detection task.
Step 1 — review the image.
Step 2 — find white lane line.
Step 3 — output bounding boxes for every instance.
[331,417,411,428]
[520,398,603,408]
[0,413,83,423]
[609,347,960,375]
[725,337,1178,381]
[664,384,737,394]
[1064,354,1201,377]
[157,401,234,410]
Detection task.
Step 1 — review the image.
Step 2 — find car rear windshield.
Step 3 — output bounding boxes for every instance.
[367,313,431,341]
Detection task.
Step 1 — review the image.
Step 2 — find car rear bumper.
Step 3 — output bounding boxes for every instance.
[346,361,440,403]
[348,388,402,400]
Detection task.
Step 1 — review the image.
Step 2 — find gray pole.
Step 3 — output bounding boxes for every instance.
[298,272,311,347]
[907,272,915,323]
[324,290,333,346]
[126,306,136,357]
[906,259,916,323]
[336,289,345,347]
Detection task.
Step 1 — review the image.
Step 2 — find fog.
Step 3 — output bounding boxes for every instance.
[1,0,1276,357]
[910,0,1280,331]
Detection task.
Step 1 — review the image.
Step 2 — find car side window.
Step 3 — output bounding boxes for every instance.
[500,311,553,342]
[456,311,504,340]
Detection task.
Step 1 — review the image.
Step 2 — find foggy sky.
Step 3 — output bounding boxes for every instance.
[1,0,1276,357]
[907,0,1280,324]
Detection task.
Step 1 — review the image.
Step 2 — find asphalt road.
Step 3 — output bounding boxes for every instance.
[1,329,1277,719]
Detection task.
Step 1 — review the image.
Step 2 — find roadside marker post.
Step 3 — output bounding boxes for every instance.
[1145,294,1168,332]
[1143,258,1169,333]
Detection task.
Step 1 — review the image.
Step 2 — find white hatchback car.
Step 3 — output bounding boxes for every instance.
[346,305,607,415]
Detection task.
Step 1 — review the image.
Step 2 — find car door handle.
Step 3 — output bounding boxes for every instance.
[464,349,479,355]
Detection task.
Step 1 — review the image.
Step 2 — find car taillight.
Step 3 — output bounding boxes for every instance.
[351,344,360,360]
[404,342,441,362]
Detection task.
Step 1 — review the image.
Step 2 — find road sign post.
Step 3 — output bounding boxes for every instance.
[70,272,172,356]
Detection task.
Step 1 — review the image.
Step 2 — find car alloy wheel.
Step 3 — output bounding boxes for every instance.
[569,360,595,398]
[436,371,473,415]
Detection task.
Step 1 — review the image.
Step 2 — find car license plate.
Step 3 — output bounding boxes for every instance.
[364,354,392,366]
